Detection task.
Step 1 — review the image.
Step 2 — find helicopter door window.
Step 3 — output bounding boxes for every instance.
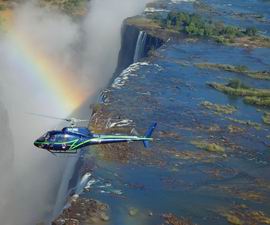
[50,135,56,142]
[63,134,69,142]
[62,134,69,150]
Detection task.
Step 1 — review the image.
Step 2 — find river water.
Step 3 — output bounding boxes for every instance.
[76,0,270,224]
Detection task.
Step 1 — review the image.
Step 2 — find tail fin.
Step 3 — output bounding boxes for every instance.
[143,122,157,148]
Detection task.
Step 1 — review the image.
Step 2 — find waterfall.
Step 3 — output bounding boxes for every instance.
[133,31,147,63]
[51,155,79,221]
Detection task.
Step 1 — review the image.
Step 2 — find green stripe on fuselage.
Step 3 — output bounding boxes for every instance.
[35,136,153,151]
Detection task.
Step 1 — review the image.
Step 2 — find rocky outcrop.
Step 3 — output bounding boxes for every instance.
[52,197,109,225]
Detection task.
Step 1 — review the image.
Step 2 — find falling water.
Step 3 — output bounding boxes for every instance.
[133,31,147,63]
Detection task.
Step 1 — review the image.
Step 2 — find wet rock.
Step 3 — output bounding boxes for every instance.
[128,207,139,216]
[219,204,270,225]
[162,213,195,225]
[224,213,243,225]
[100,212,110,221]
[52,197,109,225]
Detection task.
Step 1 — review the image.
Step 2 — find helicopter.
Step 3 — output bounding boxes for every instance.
[33,114,157,155]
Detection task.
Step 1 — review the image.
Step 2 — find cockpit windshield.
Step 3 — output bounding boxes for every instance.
[41,132,50,141]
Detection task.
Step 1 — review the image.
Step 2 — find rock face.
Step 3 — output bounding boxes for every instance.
[114,22,164,76]
[52,197,109,225]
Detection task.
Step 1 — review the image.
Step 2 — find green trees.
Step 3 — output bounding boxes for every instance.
[245,27,258,36]
[156,11,258,41]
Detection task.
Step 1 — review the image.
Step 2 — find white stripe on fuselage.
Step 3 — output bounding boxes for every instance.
[90,136,152,143]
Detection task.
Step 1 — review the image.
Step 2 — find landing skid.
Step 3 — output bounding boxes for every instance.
[46,149,78,156]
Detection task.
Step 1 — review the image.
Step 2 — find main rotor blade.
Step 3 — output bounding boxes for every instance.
[27,113,89,123]
[27,112,68,121]
[69,118,89,122]
[75,119,89,122]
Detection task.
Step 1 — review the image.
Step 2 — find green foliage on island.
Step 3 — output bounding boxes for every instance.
[244,96,270,107]
[262,112,270,125]
[156,12,257,40]
[61,0,85,12]
[196,63,270,80]
[191,140,225,153]
[226,117,261,129]
[153,11,270,46]
[227,124,244,133]
[209,79,270,97]
[209,79,270,107]
[201,101,237,114]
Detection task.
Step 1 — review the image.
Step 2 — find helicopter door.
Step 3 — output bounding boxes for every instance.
[62,134,69,150]
[48,135,56,149]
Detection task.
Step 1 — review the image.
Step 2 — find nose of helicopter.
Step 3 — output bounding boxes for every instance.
[34,140,40,147]
[34,137,45,148]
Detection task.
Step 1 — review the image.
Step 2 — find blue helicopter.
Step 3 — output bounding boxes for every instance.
[33,116,157,155]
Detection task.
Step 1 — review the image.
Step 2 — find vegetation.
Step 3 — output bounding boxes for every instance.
[227,117,261,129]
[209,79,270,108]
[40,0,88,15]
[156,12,244,37]
[224,213,244,225]
[191,140,225,153]
[244,96,270,107]
[262,112,270,125]
[0,0,9,11]
[155,12,258,42]
[220,205,270,225]
[207,124,221,132]
[162,213,195,225]
[196,63,270,80]
[0,4,4,11]
[201,101,237,114]
[150,11,270,47]
[228,125,244,133]
[209,79,270,98]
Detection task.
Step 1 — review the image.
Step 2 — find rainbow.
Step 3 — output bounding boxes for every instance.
[1,10,89,113]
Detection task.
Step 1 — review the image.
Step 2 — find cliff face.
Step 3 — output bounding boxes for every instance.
[89,17,166,164]
[114,21,164,75]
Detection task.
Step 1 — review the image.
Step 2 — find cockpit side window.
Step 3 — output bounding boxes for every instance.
[42,132,50,141]
[50,135,56,142]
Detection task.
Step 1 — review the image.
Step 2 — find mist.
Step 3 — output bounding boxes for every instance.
[0,0,150,224]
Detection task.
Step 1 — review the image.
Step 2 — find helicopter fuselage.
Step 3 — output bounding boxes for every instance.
[34,125,156,154]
